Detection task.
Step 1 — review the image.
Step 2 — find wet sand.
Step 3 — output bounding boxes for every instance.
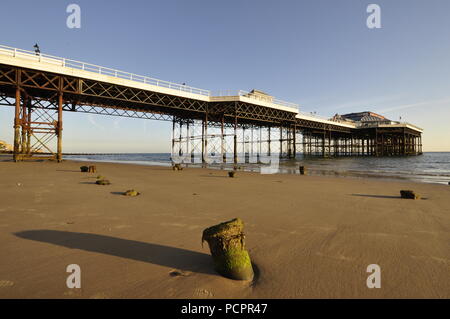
[0,158,449,298]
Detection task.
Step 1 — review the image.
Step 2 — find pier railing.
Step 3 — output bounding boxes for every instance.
[297,110,333,122]
[0,45,211,96]
[213,90,299,111]
[0,45,301,111]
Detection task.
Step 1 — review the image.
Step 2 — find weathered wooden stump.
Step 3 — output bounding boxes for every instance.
[96,179,111,185]
[400,190,420,200]
[299,166,306,175]
[124,189,140,196]
[80,166,89,172]
[202,218,253,281]
[228,171,235,178]
[88,165,97,173]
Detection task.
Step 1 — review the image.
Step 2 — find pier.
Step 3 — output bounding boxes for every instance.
[0,45,423,163]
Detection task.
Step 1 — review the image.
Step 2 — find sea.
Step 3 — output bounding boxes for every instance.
[64,152,450,185]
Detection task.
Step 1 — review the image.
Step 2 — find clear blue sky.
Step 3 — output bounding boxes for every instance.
[1,0,449,152]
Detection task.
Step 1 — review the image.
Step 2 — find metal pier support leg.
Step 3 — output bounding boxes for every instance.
[202,113,208,164]
[171,117,176,160]
[21,97,27,156]
[221,116,226,163]
[268,126,271,156]
[279,126,283,158]
[201,119,205,163]
[287,126,292,158]
[258,126,262,163]
[328,130,331,157]
[186,121,190,161]
[179,119,183,157]
[13,88,21,162]
[293,125,296,158]
[250,125,254,161]
[242,127,246,163]
[322,132,325,157]
[57,93,63,162]
[26,102,31,154]
[233,115,237,165]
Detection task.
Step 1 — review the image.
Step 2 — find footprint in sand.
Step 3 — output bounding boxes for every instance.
[114,225,132,229]
[0,280,14,288]
[34,191,47,203]
[161,222,201,231]
[411,255,450,265]
[90,292,109,299]
[63,290,83,297]
[316,252,354,261]
[161,222,187,228]
[194,288,213,298]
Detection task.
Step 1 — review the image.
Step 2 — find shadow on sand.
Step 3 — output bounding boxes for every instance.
[199,175,229,178]
[110,191,126,195]
[14,230,215,275]
[351,194,400,199]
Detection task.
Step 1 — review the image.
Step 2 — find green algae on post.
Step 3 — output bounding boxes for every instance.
[95,179,111,185]
[124,189,140,196]
[202,218,254,281]
[80,166,89,172]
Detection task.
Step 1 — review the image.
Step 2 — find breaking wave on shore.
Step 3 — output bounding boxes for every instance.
[64,152,450,185]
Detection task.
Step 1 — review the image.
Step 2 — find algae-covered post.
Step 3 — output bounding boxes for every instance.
[202,218,254,281]
[400,190,420,199]
[96,179,111,185]
[299,166,306,175]
[124,189,140,196]
[173,163,183,171]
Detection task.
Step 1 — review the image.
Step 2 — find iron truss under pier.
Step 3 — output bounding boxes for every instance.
[0,45,423,163]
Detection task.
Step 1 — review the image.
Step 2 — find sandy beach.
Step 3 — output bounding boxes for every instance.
[0,157,449,299]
